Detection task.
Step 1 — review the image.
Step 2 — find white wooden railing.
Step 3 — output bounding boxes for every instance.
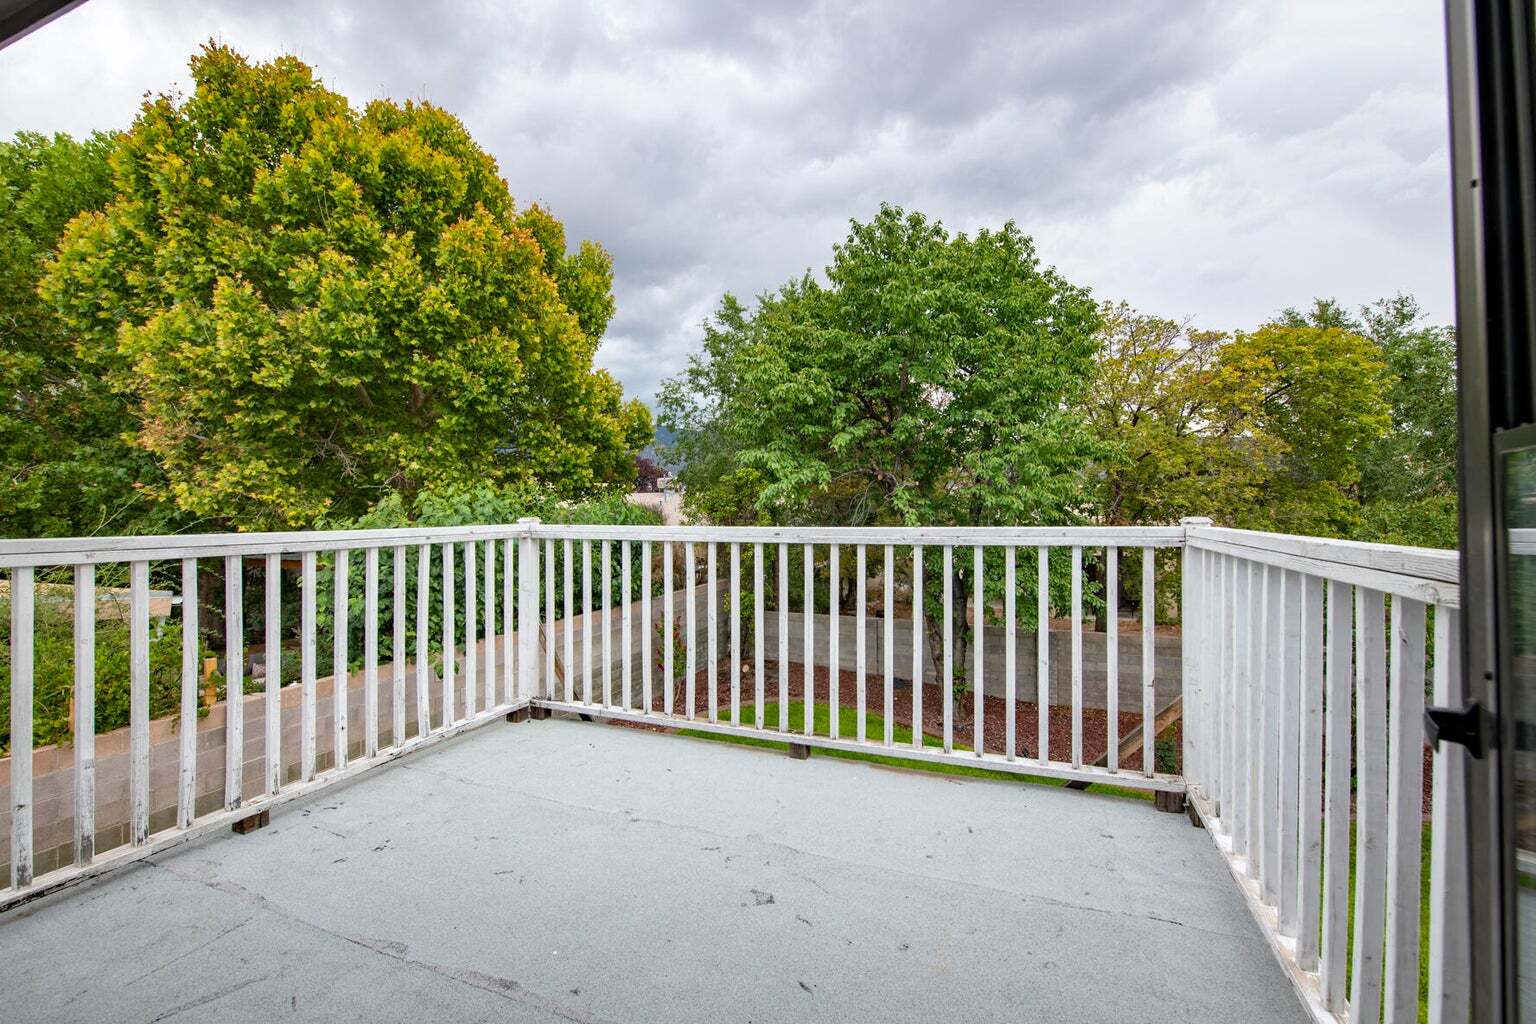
[0,518,1473,1024]
[519,522,1185,789]
[1181,525,1468,1024]
[0,520,543,911]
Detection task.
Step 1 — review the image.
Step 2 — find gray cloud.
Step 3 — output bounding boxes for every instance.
[0,0,1453,407]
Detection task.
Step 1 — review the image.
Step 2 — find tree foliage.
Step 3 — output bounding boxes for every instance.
[659,204,1103,530]
[41,44,650,530]
[0,130,173,537]
[1088,302,1394,539]
[1278,295,1459,547]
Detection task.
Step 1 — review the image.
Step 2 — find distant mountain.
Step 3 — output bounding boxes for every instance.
[641,422,681,471]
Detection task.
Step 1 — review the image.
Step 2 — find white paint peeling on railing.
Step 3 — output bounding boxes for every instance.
[0,516,1471,1024]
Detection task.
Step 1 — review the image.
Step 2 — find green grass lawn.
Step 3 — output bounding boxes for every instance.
[676,699,1154,802]
[1337,820,1434,1022]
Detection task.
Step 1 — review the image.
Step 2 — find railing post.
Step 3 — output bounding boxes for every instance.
[1179,518,1212,797]
[517,518,540,706]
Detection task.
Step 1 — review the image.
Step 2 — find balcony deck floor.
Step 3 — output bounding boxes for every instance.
[1,717,1306,1024]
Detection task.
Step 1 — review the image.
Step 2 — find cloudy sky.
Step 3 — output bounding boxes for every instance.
[0,0,1453,406]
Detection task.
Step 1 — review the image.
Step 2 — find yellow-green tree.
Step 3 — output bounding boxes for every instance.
[0,130,170,538]
[1087,302,1391,537]
[44,44,650,529]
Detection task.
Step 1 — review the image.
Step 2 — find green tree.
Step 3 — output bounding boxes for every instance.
[1222,322,1391,534]
[1279,295,1458,547]
[43,44,650,530]
[0,130,173,537]
[659,204,1103,683]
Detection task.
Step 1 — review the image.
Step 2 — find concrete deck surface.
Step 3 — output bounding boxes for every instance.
[1,717,1307,1024]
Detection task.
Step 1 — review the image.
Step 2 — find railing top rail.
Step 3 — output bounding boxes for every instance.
[522,524,1189,546]
[0,523,1190,568]
[0,521,1463,585]
[1186,524,1460,607]
[0,522,537,568]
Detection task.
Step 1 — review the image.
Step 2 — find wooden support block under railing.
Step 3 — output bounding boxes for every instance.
[231,809,269,834]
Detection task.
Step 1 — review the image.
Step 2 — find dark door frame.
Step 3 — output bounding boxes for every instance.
[1446,0,1536,1018]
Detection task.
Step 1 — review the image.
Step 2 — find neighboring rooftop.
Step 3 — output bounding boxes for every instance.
[0,717,1305,1024]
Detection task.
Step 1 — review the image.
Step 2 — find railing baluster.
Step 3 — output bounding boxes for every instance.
[303,551,319,776]
[855,544,865,742]
[1142,548,1155,777]
[567,539,577,705]
[440,543,454,729]
[1037,547,1049,766]
[1261,566,1280,896]
[972,545,983,757]
[1428,607,1469,1024]
[708,542,718,723]
[755,542,765,729]
[393,547,407,743]
[1278,571,1302,935]
[911,545,923,752]
[1216,555,1228,829]
[624,540,634,712]
[942,544,953,754]
[1349,587,1388,1024]
[1070,545,1082,769]
[1384,596,1426,1024]
[545,539,556,704]
[264,554,281,791]
[830,544,841,738]
[584,540,594,706]
[414,546,429,735]
[464,541,476,721]
[884,544,895,747]
[1295,573,1324,970]
[484,540,495,713]
[603,540,613,707]
[1181,543,1200,792]
[777,543,789,732]
[664,541,674,715]
[10,566,34,886]
[515,521,538,701]
[333,550,349,767]
[513,540,525,709]
[730,542,740,726]
[1277,574,1302,933]
[1106,546,1119,771]
[72,564,94,863]
[686,541,697,720]
[1004,546,1015,761]
[365,547,379,756]
[130,561,150,845]
[1245,562,1262,872]
[179,559,198,826]
[1232,561,1251,861]
[226,554,245,806]
[1205,553,1219,818]
[803,544,814,737]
